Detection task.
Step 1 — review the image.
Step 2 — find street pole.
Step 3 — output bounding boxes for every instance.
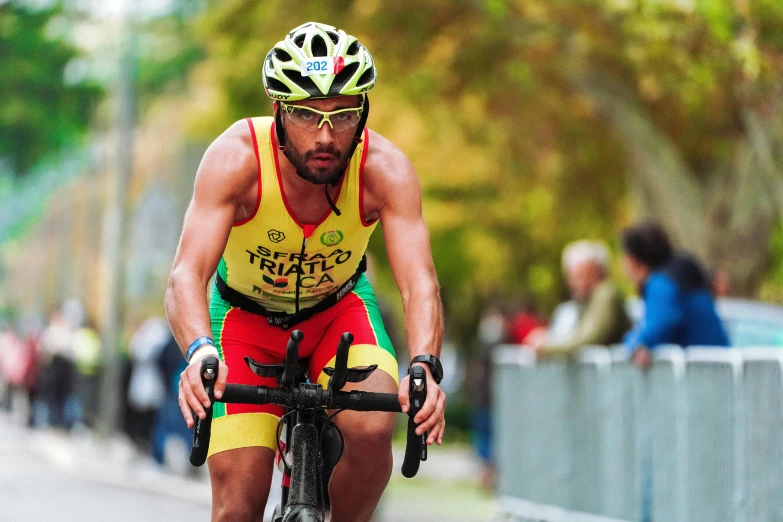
[97,7,136,440]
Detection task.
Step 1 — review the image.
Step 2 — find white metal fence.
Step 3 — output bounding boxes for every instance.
[493,346,783,522]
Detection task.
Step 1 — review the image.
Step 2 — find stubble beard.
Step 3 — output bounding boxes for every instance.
[285,141,345,185]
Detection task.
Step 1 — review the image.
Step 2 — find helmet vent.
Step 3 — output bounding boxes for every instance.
[356,67,375,88]
[347,41,360,55]
[327,31,339,45]
[273,49,292,62]
[310,35,328,57]
[331,62,360,91]
[266,77,292,95]
[283,68,317,94]
[293,34,306,48]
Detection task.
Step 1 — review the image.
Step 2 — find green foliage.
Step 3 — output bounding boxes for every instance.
[0,2,102,176]
[136,1,206,107]
[759,220,783,303]
[179,0,783,347]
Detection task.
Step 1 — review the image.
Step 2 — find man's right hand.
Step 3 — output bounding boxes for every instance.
[178,355,229,428]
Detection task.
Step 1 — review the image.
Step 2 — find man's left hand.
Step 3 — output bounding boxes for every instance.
[398,364,446,446]
[632,347,653,372]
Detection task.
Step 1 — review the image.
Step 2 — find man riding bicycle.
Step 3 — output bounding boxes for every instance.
[165,22,446,522]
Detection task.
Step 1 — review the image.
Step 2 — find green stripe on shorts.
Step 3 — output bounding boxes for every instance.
[352,274,395,358]
[209,276,231,420]
[217,257,228,282]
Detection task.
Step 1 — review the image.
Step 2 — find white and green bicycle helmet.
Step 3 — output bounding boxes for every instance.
[263,22,377,101]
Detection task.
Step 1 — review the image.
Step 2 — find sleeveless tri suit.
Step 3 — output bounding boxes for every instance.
[207,117,397,456]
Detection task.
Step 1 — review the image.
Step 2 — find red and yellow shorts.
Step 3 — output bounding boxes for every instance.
[206,274,398,457]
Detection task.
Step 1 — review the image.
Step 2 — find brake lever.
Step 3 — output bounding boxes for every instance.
[190,355,219,466]
[402,365,428,478]
[409,365,428,461]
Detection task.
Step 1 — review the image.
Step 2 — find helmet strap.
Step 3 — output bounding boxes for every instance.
[347,94,370,157]
[324,184,341,216]
[274,103,291,158]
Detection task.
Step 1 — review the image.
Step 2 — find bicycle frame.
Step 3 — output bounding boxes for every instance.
[281,408,321,521]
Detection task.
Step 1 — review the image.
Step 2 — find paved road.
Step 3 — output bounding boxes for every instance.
[0,414,495,521]
[0,424,211,522]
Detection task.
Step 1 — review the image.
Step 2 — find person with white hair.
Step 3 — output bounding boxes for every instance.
[529,240,631,357]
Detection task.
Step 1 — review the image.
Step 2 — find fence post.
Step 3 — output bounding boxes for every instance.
[740,348,783,521]
[647,347,687,522]
[684,349,744,522]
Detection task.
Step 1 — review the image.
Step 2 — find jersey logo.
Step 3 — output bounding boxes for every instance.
[268,229,286,243]
[263,275,288,288]
[320,230,344,247]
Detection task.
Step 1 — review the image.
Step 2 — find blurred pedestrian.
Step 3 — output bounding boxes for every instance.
[469,305,507,490]
[621,222,729,371]
[39,310,75,429]
[506,300,546,345]
[529,241,631,358]
[71,318,101,428]
[0,325,25,412]
[126,317,170,452]
[20,319,42,427]
[151,331,191,466]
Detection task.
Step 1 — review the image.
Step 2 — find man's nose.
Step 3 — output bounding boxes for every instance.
[315,119,335,147]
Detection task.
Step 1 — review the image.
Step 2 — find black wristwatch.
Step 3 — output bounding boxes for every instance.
[409,354,444,384]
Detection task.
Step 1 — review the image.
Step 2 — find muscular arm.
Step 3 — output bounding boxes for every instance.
[165,120,257,424]
[166,121,257,348]
[377,165,443,363]
[366,132,445,444]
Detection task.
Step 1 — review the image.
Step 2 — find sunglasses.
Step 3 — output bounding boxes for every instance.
[280,102,364,132]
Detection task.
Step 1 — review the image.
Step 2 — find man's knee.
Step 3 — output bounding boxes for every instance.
[341,412,395,454]
[209,447,274,521]
[213,501,264,522]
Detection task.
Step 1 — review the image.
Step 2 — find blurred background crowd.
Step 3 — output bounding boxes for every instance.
[2,0,783,518]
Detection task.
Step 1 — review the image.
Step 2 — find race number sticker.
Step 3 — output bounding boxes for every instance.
[301,56,345,77]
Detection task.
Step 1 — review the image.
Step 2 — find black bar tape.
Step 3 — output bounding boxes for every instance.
[401,416,421,478]
[189,356,219,467]
[328,391,402,412]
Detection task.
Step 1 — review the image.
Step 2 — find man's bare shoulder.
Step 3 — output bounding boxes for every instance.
[364,129,418,188]
[196,120,258,202]
[362,129,421,218]
[201,120,257,180]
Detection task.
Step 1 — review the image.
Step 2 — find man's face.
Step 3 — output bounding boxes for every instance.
[278,95,362,185]
[566,261,603,302]
[622,254,649,289]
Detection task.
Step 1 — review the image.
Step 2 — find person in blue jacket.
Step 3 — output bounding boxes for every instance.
[621,222,730,371]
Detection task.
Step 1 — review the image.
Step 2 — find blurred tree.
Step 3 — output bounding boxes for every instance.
[0,2,102,176]
[131,0,783,346]
[186,0,629,344]
[576,0,783,295]
[135,0,205,109]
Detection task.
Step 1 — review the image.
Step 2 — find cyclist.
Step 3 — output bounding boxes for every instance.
[165,22,445,522]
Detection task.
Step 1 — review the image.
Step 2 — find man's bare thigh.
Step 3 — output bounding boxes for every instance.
[208,446,276,520]
[329,367,398,444]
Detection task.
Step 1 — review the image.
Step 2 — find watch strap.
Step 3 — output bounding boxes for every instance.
[409,354,443,384]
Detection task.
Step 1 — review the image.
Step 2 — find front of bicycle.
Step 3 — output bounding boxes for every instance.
[189,330,429,522]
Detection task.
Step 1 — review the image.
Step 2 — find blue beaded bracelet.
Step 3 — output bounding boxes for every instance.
[185,336,215,362]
